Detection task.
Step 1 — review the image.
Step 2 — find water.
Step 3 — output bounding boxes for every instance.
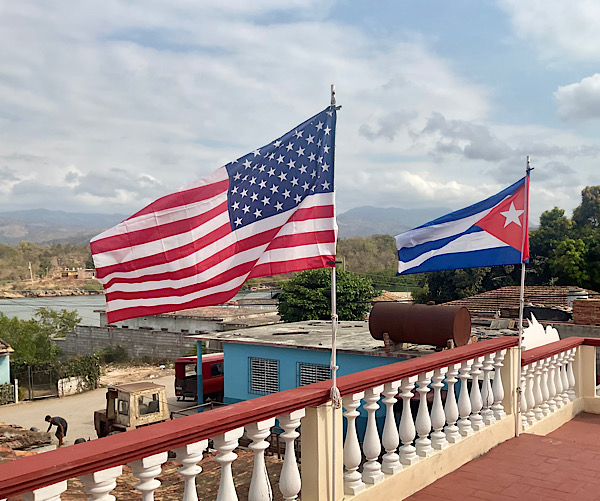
[0,290,278,327]
[0,295,106,326]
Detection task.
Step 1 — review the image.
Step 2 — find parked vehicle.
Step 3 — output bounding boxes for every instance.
[174,353,224,403]
[94,382,170,438]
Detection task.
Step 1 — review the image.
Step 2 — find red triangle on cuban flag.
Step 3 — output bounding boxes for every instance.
[475,181,529,261]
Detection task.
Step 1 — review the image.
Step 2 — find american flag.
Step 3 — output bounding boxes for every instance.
[91,107,337,324]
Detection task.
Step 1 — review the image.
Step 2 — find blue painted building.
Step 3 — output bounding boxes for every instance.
[190,320,436,405]
[0,338,13,385]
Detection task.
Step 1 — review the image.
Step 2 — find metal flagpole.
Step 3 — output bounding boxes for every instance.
[516,156,532,437]
[329,83,342,501]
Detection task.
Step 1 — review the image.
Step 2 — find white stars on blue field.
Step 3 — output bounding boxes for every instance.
[225,108,336,230]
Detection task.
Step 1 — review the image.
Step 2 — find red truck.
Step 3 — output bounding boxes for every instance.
[175,353,224,403]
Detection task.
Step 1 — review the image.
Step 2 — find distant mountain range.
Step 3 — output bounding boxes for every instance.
[0,209,126,245]
[0,206,450,245]
[337,206,450,238]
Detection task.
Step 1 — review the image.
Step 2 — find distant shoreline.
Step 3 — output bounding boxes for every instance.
[0,290,104,299]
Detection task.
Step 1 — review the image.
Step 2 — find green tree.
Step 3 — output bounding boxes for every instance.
[337,234,398,274]
[573,186,600,228]
[528,207,574,285]
[38,257,52,278]
[278,268,376,322]
[85,253,95,269]
[33,308,81,339]
[0,313,61,364]
[530,207,573,255]
[549,238,589,284]
[412,267,492,304]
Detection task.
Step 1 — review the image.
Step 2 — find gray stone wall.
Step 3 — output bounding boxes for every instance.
[556,323,600,373]
[56,325,197,360]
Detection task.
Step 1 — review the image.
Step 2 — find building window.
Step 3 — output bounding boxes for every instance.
[298,363,330,386]
[249,357,279,394]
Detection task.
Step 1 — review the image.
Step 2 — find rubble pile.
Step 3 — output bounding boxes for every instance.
[0,422,52,452]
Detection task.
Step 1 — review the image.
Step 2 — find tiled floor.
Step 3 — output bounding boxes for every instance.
[408,413,600,500]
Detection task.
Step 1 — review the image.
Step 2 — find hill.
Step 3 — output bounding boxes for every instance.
[0,209,126,245]
[337,206,450,238]
[0,206,450,244]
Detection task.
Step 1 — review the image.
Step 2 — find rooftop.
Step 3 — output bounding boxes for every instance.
[190,319,441,358]
[0,337,13,355]
[444,285,598,317]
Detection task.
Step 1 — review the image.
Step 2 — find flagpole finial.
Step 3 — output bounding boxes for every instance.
[526,155,534,175]
[330,84,336,106]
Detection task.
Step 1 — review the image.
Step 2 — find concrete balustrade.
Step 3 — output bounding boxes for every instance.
[2,337,600,501]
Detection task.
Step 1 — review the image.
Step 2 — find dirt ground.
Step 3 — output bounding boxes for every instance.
[99,364,175,386]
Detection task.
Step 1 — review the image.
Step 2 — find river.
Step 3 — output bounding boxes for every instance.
[0,295,106,326]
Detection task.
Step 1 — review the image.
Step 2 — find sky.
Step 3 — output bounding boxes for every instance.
[1,0,600,225]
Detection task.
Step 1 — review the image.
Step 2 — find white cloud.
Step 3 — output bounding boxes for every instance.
[498,0,600,62]
[0,1,491,216]
[555,74,600,122]
[0,0,599,231]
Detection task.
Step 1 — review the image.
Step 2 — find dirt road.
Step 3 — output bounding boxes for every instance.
[0,374,197,446]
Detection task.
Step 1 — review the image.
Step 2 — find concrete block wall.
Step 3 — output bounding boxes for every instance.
[573,299,600,325]
[58,325,197,360]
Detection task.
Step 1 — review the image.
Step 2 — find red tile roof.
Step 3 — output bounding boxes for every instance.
[444,286,598,317]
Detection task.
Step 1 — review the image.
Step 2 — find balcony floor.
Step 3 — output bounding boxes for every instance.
[408,413,600,501]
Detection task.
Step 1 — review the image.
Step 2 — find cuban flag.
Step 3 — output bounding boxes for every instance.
[396,176,529,275]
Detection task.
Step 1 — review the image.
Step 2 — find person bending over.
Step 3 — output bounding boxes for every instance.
[45,415,68,447]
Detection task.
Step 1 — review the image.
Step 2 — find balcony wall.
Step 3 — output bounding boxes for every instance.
[1,336,598,501]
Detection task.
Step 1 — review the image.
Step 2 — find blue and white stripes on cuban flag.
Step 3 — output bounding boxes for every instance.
[396,176,530,275]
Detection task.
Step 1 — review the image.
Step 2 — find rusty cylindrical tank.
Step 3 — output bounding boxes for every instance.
[369,303,471,348]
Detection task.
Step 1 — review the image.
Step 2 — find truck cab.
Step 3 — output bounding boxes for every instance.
[94,382,170,438]
[175,353,224,402]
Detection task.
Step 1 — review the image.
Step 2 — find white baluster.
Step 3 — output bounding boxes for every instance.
[480,353,495,426]
[247,419,275,501]
[491,350,506,420]
[457,359,474,437]
[554,354,564,409]
[525,364,536,426]
[559,352,570,405]
[540,358,551,417]
[381,382,402,474]
[277,409,304,501]
[520,368,528,430]
[415,371,434,457]
[398,376,418,465]
[362,385,384,483]
[175,440,208,501]
[81,466,123,501]
[22,482,68,501]
[129,452,168,501]
[532,361,544,421]
[469,357,484,431]
[343,392,366,495]
[567,348,577,401]
[444,364,461,444]
[430,367,449,450]
[214,427,245,501]
[547,355,558,413]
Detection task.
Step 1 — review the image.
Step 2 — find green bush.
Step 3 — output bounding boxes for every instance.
[97,345,128,363]
[83,281,104,291]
